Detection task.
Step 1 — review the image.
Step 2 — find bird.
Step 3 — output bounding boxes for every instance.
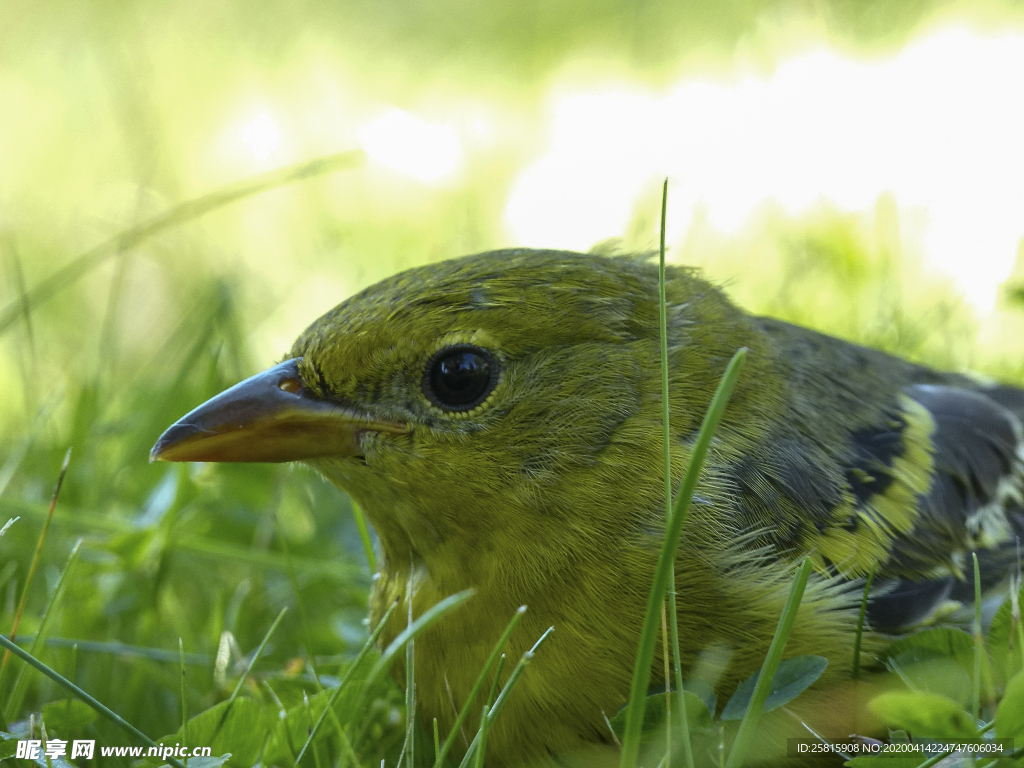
[152,249,1024,767]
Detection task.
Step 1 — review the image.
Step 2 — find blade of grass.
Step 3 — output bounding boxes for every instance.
[302,691,326,768]
[0,432,33,500]
[657,178,693,768]
[0,633,187,768]
[473,705,490,768]
[619,347,747,768]
[352,589,477,756]
[40,720,52,768]
[1012,572,1024,672]
[724,556,813,768]
[179,638,189,749]
[294,601,397,764]
[228,606,288,704]
[5,237,35,350]
[4,538,83,721]
[305,659,362,768]
[210,606,288,743]
[667,574,691,767]
[457,627,555,768]
[11,636,211,665]
[402,573,417,768]
[365,589,475,690]
[435,606,526,768]
[1,448,71,680]
[351,501,377,574]
[973,552,982,718]
[5,239,39,418]
[852,564,876,681]
[971,553,995,714]
[264,679,301,764]
[0,150,365,337]
[65,643,77,741]
[486,655,506,709]
[660,602,672,763]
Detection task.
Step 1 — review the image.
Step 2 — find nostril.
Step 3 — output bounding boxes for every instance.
[279,377,302,394]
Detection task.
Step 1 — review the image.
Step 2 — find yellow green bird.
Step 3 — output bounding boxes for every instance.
[152,249,1024,766]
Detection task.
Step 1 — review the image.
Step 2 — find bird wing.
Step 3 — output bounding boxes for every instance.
[730,319,1024,630]
[865,383,1024,628]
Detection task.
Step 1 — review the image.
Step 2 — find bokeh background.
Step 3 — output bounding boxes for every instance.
[3,0,1024,763]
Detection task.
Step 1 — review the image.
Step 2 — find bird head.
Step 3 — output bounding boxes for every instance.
[152,249,764,585]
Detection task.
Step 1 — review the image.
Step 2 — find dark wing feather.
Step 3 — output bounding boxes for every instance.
[867,384,1024,630]
[733,320,1024,631]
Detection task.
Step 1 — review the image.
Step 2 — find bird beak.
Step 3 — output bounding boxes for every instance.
[150,358,409,463]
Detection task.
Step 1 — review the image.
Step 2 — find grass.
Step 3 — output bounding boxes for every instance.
[0,633,187,768]
[3,153,1024,768]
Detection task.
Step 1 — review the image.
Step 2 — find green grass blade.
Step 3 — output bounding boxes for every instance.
[971,552,996,714]
[65,642,77,741]
[339,590,475,756]
[473,705,490,768]
[4,538,82,721]
[0,150,365,337]
[619,347,748,768]
[207,606,288,746]
[486,654,506,709]
[1,448,71,683]
[660,604,672,761]
[0,432,32,500]
[404,579,417,768]
[351,501,377,574]
[668,571,691,766]
[179,638,189,749]
[305,658,360,768]
[365,588,475,687]
[973,552,982,718]
[657,177,693,768]
[0,518,18,539]
[488,627,554,722]
[435,606,526,767]
[9,636,211,665]
[852,564,876,681]
[303,691,327,768]
[0,633,186,768]
[1013,573,1024,673]
[457,626,554,768]
[350,590,475,757]
[724,556,813,768]
[295,600,397,764]
[227,606,288,704]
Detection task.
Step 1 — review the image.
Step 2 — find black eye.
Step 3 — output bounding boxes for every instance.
[423,345,498,411]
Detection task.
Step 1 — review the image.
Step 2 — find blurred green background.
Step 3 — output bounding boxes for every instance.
[3,0,1024,764]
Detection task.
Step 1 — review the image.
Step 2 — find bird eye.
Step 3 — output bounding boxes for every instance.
[423,345,498,411]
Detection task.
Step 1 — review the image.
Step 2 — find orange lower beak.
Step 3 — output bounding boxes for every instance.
[150,358,408,463]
